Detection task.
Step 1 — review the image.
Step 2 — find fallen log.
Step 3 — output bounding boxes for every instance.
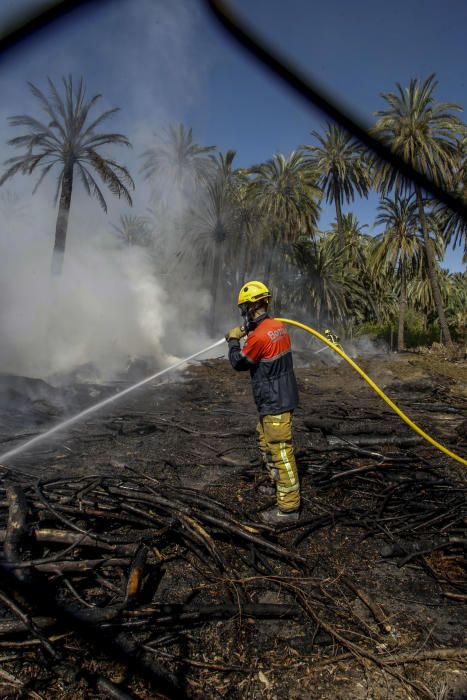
[0,528,139,556]
[125,545,149,604]
[0,616,55,637]
[327,435,422,448]
[342,575,392,634]
[4,484,29,582]
[2,557,131,573]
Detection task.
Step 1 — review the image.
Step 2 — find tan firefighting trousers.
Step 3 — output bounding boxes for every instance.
[256,411,300,512]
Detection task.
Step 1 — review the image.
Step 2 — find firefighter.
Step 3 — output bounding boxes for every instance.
[324,329,343,351]
[324,329,338,344]
[225,281,300,524]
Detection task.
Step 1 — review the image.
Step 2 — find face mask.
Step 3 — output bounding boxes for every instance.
[239,304,249,320]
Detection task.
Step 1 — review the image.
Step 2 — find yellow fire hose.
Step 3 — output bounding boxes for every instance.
[276,318,467,467]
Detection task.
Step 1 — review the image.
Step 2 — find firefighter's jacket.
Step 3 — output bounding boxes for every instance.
[228,314,299,416]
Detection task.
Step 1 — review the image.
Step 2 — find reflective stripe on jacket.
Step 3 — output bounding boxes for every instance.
[228,314,299,416]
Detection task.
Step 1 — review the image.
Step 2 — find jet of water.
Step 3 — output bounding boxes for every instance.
[0,338,225,464]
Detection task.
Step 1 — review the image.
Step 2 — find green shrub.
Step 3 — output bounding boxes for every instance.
[356,311,442,349]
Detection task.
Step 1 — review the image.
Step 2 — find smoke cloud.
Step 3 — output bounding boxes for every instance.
[0,1,223,384]
[0,199,171,378]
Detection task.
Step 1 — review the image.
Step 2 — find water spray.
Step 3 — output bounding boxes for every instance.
[2,318,465,469]
[0,339,225,465]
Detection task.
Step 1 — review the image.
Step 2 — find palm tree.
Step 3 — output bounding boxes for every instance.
[204,150,252,290]
[247,151,321,308]
[112,214,152,247]
[140,123,215,194]
[303,124,371,250]
[207,156,263,282]
[445,272,467,343]
[371,194,424,350]
[193,178,234,326]
[0,76,134,275]
[433,142,467,263]
[408,264,450,330]
[372,74,466,350]
[209,149,237,185]
[191,150,252,329]
[248,151,321,244]
[328,212,370,269]
[321,214,386,330]
[207,150,257,286]
[291,235,370,327]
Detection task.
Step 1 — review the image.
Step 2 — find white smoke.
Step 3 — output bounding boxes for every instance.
[0,1,223,383]
[0,199,173,379]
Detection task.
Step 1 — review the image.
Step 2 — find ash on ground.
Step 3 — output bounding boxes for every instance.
[0,351,465,699]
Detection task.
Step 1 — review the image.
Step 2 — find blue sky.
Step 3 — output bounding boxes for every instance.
[0,0,466,270]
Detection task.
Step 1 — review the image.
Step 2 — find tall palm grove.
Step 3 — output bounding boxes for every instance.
[1,75,466,352]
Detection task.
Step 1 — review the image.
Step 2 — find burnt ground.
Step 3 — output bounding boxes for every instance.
[0,349,465,699]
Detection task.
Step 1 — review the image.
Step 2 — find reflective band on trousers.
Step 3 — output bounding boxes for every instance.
[277,483,299,494]
[280,441,297,485]
[255,411,300,510]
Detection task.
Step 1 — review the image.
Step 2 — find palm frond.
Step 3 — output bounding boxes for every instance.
[79,108,119,141]
[79,163,108,212]
[87,151,133,206]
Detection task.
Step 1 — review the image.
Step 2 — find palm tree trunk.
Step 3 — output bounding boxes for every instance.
[245,239,254,279]
[265,231,278,282]
[333,178,345,250]
[210,243,223,335]
[274,239,290,315]
[51,163,73,276]
[240,232,252,280]
[397,263,407,352]
[415,186,453,351]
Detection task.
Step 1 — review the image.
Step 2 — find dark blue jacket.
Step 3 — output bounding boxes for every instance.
[228,314,299,416]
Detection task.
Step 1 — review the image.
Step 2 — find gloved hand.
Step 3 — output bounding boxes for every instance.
[225,326,246,342]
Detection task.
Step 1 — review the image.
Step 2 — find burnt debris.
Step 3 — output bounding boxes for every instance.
[0,355,465,698]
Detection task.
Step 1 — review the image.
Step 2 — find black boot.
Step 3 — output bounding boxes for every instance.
[259,506,300,525]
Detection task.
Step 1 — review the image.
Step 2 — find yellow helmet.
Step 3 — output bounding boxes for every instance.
[237,281,271,306]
